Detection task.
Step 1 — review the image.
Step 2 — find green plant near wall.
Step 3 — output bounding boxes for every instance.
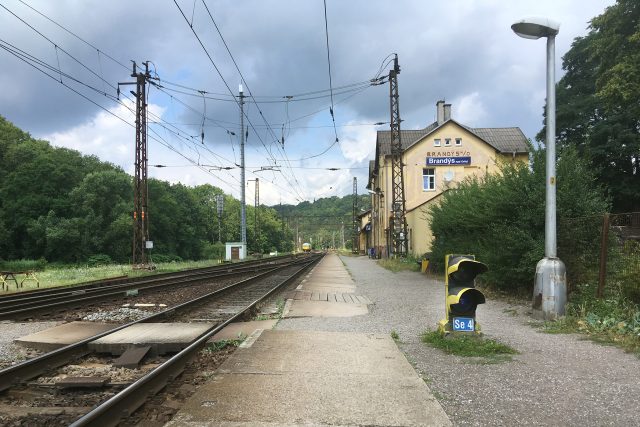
[543,282,640,356]
[427,148,608,292]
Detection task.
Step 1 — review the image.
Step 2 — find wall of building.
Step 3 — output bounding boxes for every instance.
[371,121,528,258]
[404,123,514,212]
[406,200,436,257]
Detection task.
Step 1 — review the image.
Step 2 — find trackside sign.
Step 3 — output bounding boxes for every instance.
[426,156,471,166]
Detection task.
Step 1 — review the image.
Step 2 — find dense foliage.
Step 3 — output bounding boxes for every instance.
[274,194,370,250]
[427,148,609,290]
[537,0,640,212]
[0,116,294,264]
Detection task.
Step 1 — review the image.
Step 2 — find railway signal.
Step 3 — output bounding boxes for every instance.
[438,254,487,335]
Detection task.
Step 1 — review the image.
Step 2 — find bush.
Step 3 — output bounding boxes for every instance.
[202,242,225,260]
[0,258,48,272]
[427,147,608,292]
[151,254,183,263]
[86,254,113,267]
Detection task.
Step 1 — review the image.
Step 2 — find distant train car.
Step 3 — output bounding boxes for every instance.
[302,243,311,253]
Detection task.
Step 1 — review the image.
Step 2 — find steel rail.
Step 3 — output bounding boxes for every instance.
[70,253,322,426]
[0,255,316,392]
[0,260,297,319]
[0,253,298,303]
[0,268,263,319]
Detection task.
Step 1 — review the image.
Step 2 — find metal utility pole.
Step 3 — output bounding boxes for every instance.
[352,177,359,254]
[512,17,566,320]
[255,178,260,250]
[239,85,247,250]
[120,61,151,268]
[248,178,260,252]
[389,54,408,257]
[216,194,224,243]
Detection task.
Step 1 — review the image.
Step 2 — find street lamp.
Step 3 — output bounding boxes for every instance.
[512,17,567,320]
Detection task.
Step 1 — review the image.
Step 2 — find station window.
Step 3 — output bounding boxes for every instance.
[434,138,441,147]
[423,168,435,191]
[445,138,451,146]
[455,138,462,146]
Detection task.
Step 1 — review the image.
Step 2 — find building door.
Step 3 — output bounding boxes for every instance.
[231,246,240,260]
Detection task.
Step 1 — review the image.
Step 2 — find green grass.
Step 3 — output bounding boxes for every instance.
[254,298,286,321]
[1,259,221,293]
[377,257,421,273]
[538,284,640,358]
[390,330,400,341]
[203,338,244,352]
[421,330,518,362]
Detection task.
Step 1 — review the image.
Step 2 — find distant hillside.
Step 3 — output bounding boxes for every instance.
[273,195,371,249]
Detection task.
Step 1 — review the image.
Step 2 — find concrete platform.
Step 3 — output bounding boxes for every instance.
[166,329,451,426]
[209,320,278,342]
[282,299,368,318]
[284,253,369,318]
[14,321,118,351]
[88,323,213,356]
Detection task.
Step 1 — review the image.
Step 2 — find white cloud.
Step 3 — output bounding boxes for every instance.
[10,0,613,204]
[452,92,488,126]
[41,101,165,171]
[339,122,377,164]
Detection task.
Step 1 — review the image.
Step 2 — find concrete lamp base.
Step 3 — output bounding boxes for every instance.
[532,257,567,320]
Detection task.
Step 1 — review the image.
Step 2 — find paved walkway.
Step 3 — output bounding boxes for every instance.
[280,255,640,426]
[168,253,451,426]
[169,253,640,425]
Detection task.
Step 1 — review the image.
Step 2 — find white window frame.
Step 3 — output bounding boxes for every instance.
[434,138,441,147]
[444,138,451,146]
[455,138,462,146]
[423,168,435,191]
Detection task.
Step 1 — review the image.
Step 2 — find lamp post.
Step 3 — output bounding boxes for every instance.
[512,17,567,320]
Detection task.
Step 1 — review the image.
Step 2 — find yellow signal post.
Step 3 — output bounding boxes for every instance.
[438,254,488,335]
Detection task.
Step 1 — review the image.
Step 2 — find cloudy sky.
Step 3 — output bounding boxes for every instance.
[0,0,614,205]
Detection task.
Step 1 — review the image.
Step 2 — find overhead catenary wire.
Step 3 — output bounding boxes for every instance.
[183,0,308,202]
[4,1,321,203]
[0,36,241,192]
[322,0,339,145]
[1,3,240,178]
[198,0,307,198]
[8,0,392,203]
[20,0,379,195]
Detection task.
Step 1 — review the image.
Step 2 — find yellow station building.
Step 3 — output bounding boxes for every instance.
[366,100,529,258]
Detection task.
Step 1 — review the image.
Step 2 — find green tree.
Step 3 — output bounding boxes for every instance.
[69,170,132,261]
[428,148,608,291]
[541,0,640,211]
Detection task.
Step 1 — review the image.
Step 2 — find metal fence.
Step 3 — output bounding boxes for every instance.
[559,212,640,302]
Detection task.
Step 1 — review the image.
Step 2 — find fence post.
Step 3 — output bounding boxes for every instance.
[597,213,610,299]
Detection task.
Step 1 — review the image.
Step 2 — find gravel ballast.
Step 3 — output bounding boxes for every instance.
[0,320,61,368]
[276,255,640,426]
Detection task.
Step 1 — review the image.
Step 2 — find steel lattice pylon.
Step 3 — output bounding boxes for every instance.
[129,62,151,267]
[352,177,358,254]
[389,55,408,256]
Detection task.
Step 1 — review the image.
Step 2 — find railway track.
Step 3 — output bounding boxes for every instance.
[0,253,322,426]
[0,254,304,320]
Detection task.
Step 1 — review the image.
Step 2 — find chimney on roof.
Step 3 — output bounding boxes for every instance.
[444,103,451,122]
[436,100,445,125]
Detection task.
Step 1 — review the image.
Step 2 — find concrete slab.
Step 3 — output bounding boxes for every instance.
[209,320,278,342]
[89,323,213,356]
[166,330,451,427]
[283,299,368,318]
[301,283,357,293]
[14,321,118,351]
[113,346,151,369]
